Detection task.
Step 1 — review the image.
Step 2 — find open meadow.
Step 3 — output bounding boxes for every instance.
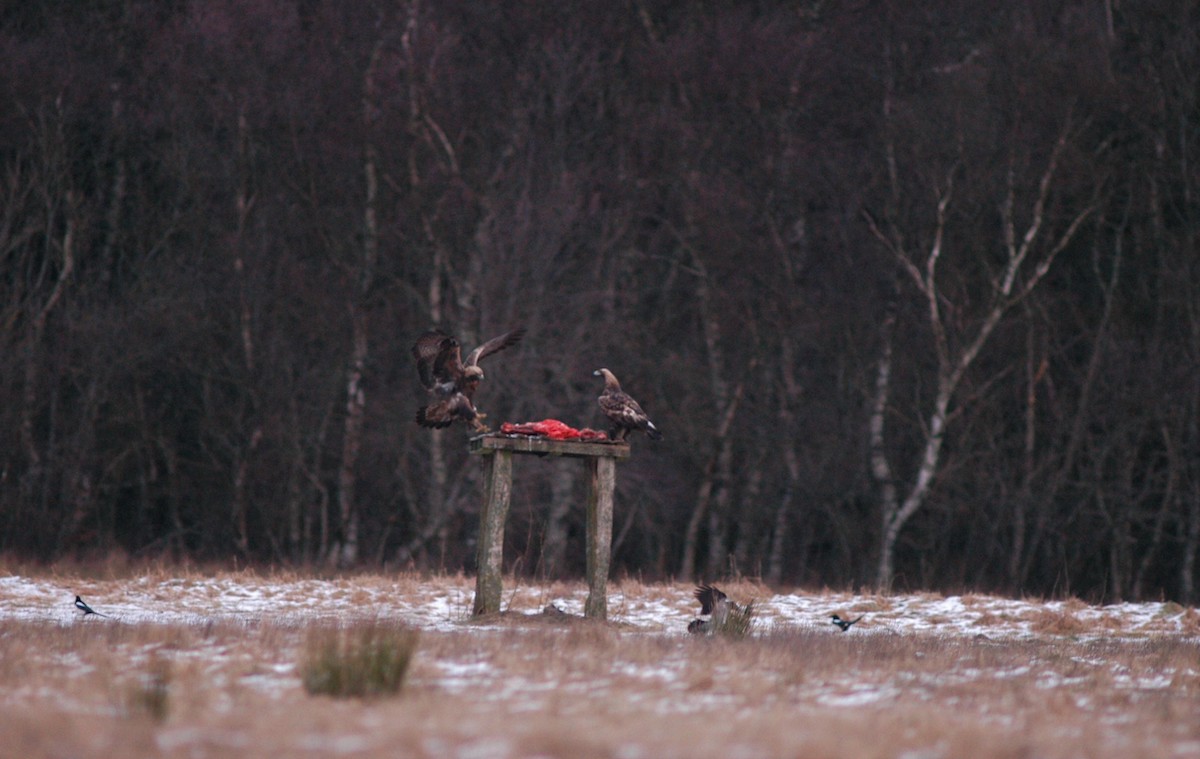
[1,565,1198,759]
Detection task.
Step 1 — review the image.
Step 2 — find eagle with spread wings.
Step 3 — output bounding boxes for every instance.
[412,327,526,432]
[594,368,663,442]
[688,584,753,636]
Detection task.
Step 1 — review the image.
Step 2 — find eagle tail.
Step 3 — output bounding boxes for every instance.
[646,422,663,441]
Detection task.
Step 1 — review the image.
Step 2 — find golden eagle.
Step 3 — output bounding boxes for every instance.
[412,327,526,431]
[688,584,753,636]
[594,368,662,441]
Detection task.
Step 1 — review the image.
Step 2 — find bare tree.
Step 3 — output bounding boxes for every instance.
[1,1,1198,601]
[331,26,391,567]
[15,103,82,522]
[865,112,1100,590]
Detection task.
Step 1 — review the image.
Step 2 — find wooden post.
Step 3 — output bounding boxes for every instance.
[585,456,616,620]
[472,449,512,615]
[468,435,629,619]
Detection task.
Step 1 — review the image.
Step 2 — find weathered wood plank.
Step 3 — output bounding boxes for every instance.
[469,434,630,460]
[469,433,626,620]
[585,456,616,620]
[473,449,512,616]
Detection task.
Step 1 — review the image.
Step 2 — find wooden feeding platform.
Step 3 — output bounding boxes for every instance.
[468,433,631,620]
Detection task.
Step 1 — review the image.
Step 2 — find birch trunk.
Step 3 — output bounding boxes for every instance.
[869,289,900,587]
[680,378,746,579]
[1009,316,1041,586]
[866,116,1097,592]
[230,108,259,558]
[766,362,802,585]
[679,249,737,580]
[333,38,384,567]
[336,309,368,567]
[405,0,456,569]
[21,184,76,509]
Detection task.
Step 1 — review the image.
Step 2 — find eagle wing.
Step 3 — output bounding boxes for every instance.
[412,330,464,389]
[600,390,650,428]
[464,327,527,367]
[694,584,728,616]
[416,394,476,428]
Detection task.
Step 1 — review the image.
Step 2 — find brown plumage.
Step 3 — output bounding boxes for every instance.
[693,584,731,616]
[413,327,526,431]
[688,584,753,636]
[593,368,662,442]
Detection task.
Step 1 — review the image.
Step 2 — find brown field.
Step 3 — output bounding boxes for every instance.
[1,567,1198,758]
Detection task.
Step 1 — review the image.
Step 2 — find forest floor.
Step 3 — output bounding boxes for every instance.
[1,564,1198,758]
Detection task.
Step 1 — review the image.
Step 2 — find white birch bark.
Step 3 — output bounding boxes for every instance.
[866,117,1097,591]
[333,36,385,566]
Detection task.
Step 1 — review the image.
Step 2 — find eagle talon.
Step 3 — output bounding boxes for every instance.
[471,410,490,432]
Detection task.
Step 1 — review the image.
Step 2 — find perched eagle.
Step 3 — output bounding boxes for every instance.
[688,584,753,636]
[412,327,526,432]
[593,368,662,442]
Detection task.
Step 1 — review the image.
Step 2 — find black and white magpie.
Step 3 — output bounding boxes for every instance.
[74,595,109,618]
[830,613,863,631]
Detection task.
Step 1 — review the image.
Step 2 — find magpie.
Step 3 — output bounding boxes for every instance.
[74,595,109,618]
[830,613,863,632]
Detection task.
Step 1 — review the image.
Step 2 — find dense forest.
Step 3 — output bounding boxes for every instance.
[2,0,1198,602]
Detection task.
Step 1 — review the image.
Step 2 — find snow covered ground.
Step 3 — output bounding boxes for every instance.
[2,572,1198,759]
[1,572,1195,639]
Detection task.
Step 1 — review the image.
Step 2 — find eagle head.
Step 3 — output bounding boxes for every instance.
[593,368,620,390]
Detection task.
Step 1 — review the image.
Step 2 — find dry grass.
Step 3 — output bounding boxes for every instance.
[1029,607,1090,635]
[1,570,1198,758]
[300,620,419,698]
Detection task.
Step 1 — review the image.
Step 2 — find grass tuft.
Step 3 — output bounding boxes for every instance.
[300,619,418,698]
[126,654,171,722]
[708,600,755,640]
[1029,608,1088,635]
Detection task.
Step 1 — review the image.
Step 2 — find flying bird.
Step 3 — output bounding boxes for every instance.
[594,368,662,442]
[74,595,108,618]
[412,327,526,432]
[688,584,750,634]
[830,613,864,632]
